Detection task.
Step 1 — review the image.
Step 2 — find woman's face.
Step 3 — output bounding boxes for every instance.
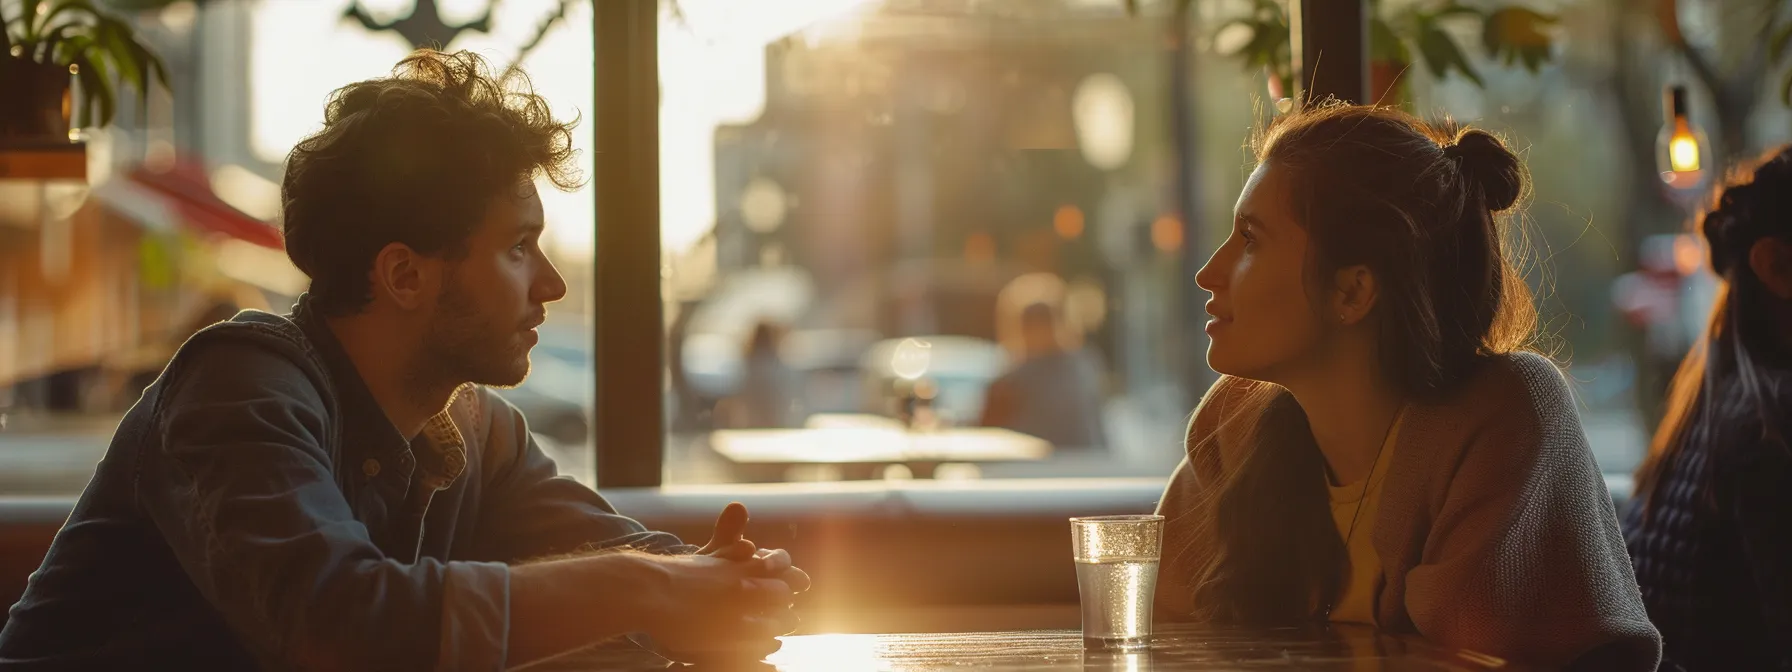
[1195,162,1327,382]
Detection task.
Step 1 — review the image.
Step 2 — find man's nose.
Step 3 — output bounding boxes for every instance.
[535,258,568,304]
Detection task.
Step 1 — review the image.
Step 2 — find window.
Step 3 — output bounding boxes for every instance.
[0,0,603,493]
[646,0,1788,491]
[656,0,1210,485]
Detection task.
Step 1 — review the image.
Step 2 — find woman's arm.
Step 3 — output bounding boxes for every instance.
[1402,356,1661,671]
[1731,449,1792,667]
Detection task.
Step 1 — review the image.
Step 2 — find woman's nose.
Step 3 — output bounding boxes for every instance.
[1194,245,1230,292]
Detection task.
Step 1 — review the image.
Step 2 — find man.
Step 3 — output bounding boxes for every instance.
[979,273,1107,449]
[0,50,807,670]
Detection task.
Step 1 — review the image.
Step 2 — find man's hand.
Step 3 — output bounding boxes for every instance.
[698,502,758,560]
[696,503,811,592]
[653,503,811,664]
[643,553,797,663]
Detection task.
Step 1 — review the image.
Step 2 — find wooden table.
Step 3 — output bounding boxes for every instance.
[527,624,1521,670]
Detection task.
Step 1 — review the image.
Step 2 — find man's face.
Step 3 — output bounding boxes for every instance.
[421,184,566,388]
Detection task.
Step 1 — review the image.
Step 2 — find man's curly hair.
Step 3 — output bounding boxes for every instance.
[281,49,582,316]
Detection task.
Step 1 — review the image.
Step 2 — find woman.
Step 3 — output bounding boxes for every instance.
[1624,146,1792,671]
[1153,104,1660,670]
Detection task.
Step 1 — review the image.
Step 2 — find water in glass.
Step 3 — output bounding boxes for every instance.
[1070,514,1163,651]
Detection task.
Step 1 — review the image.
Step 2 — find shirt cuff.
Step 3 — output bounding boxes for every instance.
[438,561,511,672]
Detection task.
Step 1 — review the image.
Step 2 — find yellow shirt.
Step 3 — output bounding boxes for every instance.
[1326,411,1403,626]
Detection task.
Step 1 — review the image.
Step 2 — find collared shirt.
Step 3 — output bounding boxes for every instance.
[0,296,691,670]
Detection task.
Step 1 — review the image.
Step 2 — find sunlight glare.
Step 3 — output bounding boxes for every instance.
[764,634,887,672]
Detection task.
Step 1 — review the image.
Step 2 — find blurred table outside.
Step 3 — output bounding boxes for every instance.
[710,413,1053,480]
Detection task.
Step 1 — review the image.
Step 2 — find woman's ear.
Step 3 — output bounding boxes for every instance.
[1748,237,1792,300]
[1331,264,1379,326]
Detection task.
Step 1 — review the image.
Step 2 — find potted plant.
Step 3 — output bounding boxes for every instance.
[1,0,169,141]
[1207,0,1559,107]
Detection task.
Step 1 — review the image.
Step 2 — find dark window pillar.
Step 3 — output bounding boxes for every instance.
[593,0,663,488]
[1290,0,1369,105]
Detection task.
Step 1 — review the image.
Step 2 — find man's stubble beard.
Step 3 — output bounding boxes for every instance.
[417,281,533,392]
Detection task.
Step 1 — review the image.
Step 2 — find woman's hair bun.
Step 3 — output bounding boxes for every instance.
[1702,146,1792,277]
[1444,130,1522,212]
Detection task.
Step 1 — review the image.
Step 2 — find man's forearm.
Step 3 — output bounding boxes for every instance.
[506,551,666,668]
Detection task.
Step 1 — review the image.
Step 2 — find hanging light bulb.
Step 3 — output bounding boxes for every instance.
[1657,85,1710,191]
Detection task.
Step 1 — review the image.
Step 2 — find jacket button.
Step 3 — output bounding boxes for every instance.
[363,459,381,477]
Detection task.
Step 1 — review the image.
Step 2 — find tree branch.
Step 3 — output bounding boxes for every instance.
[512,0,573,64]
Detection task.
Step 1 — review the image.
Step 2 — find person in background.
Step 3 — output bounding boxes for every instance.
[1153,103,1659,670]
[0,50,807,670]
[1624,145,1792,672]
[716,321,800,429]
[979,273,1107,449]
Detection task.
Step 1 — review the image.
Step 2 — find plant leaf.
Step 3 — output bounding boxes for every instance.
[89,50,117,127]
[34,0,106,39]
[1246,20,1290,68]
[1417,23,1483,87]
[53,33,94,69]
[96,18,144,100]
[1782,68,1792,108]
[71,52,116,128]
[120,25,167,119]
[1433,3,1483,20]
[1482,6,1558,73]
[72,55,97,128]
[1369,16,1409,63]
[145,46,169,89]
[0,8,12,61]
[36,22,85,62]
[1771,21,1792,63]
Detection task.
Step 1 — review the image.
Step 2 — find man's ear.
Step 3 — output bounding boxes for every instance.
[1748,237,1792,300]
[368,242,442,311]
[1331,264,1379,326]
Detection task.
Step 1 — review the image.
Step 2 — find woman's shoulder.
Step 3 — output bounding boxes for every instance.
[1431,351,1575,424]
[1184,376,1276,465]
[1457,350,1570,398]
[1410,350,1589,469]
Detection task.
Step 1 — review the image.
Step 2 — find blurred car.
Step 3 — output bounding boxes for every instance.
[858,336,1007,427]
[496,322,592,446]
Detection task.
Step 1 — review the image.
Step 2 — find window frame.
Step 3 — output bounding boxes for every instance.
[592,0,666,488]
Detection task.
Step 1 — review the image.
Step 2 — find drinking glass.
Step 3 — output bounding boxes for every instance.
[1070,514,1163,651]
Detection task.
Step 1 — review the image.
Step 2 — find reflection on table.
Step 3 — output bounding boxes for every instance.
[525,624,1521,671]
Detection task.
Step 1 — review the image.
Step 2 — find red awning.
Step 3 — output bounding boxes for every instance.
[126,158,284,250]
